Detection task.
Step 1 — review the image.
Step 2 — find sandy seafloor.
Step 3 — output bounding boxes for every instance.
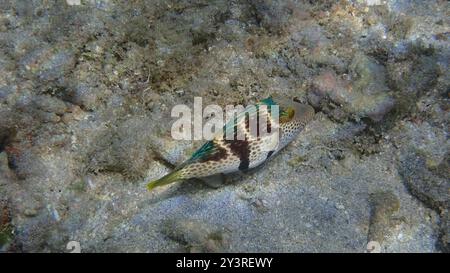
[0,0,448,252]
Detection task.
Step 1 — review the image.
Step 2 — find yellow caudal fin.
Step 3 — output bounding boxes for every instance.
[146,169,183,191]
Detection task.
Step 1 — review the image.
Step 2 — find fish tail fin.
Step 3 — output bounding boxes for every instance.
[146,169,184,191]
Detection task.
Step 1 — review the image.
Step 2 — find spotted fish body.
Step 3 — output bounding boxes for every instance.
[146,96,315,190]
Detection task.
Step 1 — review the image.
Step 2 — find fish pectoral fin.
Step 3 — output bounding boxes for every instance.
[198,173,226,189]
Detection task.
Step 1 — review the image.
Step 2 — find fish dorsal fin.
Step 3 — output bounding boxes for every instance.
[259,96,275,106]
[187,141,216,162]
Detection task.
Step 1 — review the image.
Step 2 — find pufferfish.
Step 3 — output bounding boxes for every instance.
[146,95,315,191]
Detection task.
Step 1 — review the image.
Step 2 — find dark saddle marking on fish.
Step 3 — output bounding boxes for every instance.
[225,139,250,171]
